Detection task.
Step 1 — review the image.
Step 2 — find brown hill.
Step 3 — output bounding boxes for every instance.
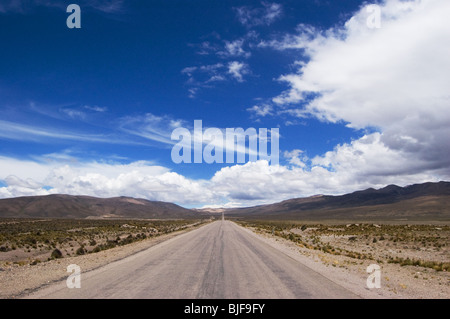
[0,194,202,219]
[227,181,450,221]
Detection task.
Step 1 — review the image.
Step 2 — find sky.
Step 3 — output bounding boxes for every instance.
[0,0,449,208]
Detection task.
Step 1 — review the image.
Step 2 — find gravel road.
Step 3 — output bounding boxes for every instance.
[26,220,359,298]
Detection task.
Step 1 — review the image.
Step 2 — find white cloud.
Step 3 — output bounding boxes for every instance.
[0,156,55,182]
[182,61,249,96]
[87,0,124,14]
[188,88,198,99]
[195,41,219,55]
[118,113,187,146]
[283,149,307,168]
[84,105,107,112]
[227,61,249,82]
[234,2,282,27]
[253,0,450,184]
[1,136,448,207]
[0,157,215,205]
[219,39,251,58]
[0,119,133,145]
[43,164,213,204]
[60,108,86,120]
[181,63,226,92]
[209,142,447,207]
[181,66,198,76]
[201,0,450,207]
[247,104,273,117]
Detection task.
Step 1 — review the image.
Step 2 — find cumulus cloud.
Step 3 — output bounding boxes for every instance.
[1,138,448,207]
[198,0,450,206]
[283,149,307,168]
[250,0,450,189]
[272,0,449,152]
[0,157,216,205]
[210,151,447,207]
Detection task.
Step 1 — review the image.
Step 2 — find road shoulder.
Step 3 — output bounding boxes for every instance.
[0,221,209,299]
[235,222,448,299]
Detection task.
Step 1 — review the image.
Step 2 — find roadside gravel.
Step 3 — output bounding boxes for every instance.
[0,222,207,299]
[242,225,449,299]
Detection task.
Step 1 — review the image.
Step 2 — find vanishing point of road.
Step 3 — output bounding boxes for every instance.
[26,220,359,299]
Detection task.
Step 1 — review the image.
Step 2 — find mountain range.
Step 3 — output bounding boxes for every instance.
[0,194,201,219]
[226,181,450,221]
[0,181,449,221]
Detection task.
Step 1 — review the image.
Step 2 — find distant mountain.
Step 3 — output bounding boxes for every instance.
[1,181,449,221]
[0,194,203,219]
[226,181,450,221]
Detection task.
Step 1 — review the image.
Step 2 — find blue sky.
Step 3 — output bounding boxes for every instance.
[1,0,449,207]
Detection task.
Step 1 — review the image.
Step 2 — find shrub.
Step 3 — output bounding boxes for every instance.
[30,259,41,266]
[76,247,85,255]
[51,249,63,259]
[92,246,102,253]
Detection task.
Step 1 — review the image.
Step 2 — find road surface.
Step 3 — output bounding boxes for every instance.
[26,220,359,298]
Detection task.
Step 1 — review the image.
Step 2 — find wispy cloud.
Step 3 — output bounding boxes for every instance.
[247,104,273,118]
[218,39,251,58]
[191,31,258,59]
[87,0,124,14]
[0,119,138,145]
[234,2,283,27]
[84,105,107,112]
[182,61,250,97]
[118,113,186,146]
[60,108,87,120]
[59,105,107,119]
